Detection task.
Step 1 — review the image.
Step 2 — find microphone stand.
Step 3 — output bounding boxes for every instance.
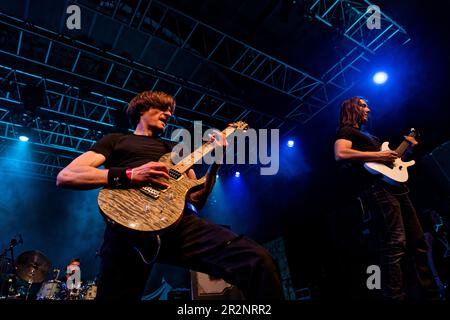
[0,239,18,273]
[7,235,22,272]
[0,248,11,299]
[1,236,23,299]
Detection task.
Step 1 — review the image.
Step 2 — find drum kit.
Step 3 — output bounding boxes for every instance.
[35,278,97,301]
[1,242,97,301]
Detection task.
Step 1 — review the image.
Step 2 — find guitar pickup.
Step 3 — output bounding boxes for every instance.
[140,186,160,199]
[169,169,182,181]
[151,183,170,192]
[386,163,395,169]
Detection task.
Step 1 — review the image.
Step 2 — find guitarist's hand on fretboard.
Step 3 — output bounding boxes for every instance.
[404,135,418,147]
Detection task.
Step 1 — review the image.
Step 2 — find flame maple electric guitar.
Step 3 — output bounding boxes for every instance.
[97,121,249,232]
[364,128,417,185]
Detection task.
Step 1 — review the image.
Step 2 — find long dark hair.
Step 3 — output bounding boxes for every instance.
[339,96,366,128]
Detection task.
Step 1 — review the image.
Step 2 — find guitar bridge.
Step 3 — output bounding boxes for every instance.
[140,186,160,199]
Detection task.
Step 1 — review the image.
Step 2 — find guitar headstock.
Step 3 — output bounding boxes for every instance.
[229,121,249,131]
[408,128,417,137]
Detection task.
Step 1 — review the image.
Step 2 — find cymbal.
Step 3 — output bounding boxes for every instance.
[15,251,51,283]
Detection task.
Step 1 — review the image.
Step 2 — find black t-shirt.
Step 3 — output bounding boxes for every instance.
[335,126,381,152]
[335,126,382,196]
[90,133,173,168]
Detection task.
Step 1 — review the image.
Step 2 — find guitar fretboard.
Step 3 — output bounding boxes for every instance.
[394,129,416,157]
[173,126,236,173]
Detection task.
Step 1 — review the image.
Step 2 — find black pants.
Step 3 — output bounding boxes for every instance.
[96,210,284,300]
[362,182,439,300]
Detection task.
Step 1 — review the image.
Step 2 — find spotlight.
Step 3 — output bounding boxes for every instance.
[373,71,388,84]
[287,140,295,148]
[235,172,240,178]
[19,135,29,142]
[216,174,219,179]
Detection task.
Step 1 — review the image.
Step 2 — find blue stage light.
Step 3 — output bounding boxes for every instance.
[19,135,29,142]
[235,172,240,178]
[373,71,388,84]
[287,140,295,148]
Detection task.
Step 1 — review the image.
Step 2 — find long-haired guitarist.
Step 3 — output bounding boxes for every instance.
[334,96,439,300]
[56,90,283,300]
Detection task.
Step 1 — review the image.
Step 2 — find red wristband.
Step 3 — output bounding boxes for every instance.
[126,168,133,181]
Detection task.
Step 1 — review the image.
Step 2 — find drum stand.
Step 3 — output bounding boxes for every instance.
[25,267,37,300]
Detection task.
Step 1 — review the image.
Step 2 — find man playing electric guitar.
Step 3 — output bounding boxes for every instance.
[334,96,439,300]
[56,90,283,300]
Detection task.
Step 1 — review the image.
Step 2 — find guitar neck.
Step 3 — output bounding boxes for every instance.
[394,129,416,157]
[173,126,236,173]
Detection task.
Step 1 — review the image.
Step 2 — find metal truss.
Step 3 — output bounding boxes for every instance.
[0,142,73,181]
[287,46,370,124]
[0,65,190,149]
[0,0,410,179]
[72,0,324,102]
[310,0,410,54]
[287,0,410,124]
[0,12,291,132]
[71,0,409,125]
[0,65,125,128]
[0,106,96,154]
